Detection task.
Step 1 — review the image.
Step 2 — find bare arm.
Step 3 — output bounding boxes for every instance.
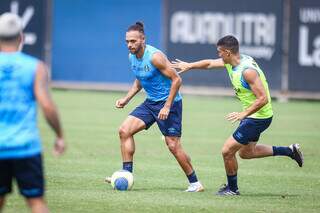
[226,69,268,122]
[152,52,182,120]
[171,58,225,74]
[124,79,142,102]
[115,79,142,108]
[242,69,268,116]
[34,62,65,155]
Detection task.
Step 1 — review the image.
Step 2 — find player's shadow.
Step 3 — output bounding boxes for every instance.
[132,187,184,192]
[241,193,299,198]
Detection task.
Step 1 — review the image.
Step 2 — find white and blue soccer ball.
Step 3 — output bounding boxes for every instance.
[111,170,134,191]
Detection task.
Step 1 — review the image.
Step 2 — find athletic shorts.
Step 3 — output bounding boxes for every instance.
[0,154,44,198]
[130,99,182,137]
[233,117,272,145]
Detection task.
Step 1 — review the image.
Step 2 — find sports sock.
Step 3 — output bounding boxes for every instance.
[227,174,238,192]
[187,171,198,183]
[272,146,293,157]
[122,161,133,173]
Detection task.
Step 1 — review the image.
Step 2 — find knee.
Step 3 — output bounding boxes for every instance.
[118,125,131,139]
[26,197,47,208]
[221,147,234,160]
[166,138,179,154]
[238,149,253,159]
[167,143,178,154]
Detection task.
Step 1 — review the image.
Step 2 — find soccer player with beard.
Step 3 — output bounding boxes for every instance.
[106,22,203,192]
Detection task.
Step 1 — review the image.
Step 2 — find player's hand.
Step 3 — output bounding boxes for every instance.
[158,105,170,120]
[53,137,66,156]
[171,59,191,74]
[226,112,246,123]
[116,97,129,108]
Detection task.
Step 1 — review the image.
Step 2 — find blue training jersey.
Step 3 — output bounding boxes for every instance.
[0,51,41,159]
[129,45,182,102]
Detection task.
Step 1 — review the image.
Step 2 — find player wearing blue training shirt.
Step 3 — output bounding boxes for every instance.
[0,13,65,212]
[105,22,203,192]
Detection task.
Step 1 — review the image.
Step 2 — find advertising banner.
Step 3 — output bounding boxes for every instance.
[164,0,283,89]
[289,0,320,92]
[0,0,47,60]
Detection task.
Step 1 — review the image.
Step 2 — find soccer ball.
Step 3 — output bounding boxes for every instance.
[111,170,134,191]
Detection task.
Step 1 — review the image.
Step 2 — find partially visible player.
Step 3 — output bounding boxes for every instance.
[171,35,303,195]
[106,21,203,192]
[0,13,65,212]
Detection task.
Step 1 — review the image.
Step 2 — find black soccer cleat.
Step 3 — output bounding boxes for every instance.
[289,144,304,167]
[216,184,240,196]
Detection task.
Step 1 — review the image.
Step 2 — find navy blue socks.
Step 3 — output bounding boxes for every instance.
[122,162,133,173]
[227,174,238,192]
[187,171,198,183]
[272,146,293,157]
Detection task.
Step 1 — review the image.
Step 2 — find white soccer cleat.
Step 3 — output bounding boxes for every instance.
[185,181,204,192]
[105,176,111,183]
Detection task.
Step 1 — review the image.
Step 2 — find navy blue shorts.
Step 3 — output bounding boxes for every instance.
[130,99,182,137]
[233,117,272,145]
[0,154,44,198]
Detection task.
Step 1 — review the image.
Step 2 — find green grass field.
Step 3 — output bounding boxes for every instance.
[3,90,320,213]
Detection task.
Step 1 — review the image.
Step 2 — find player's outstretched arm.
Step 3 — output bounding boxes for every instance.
[152,52,181,120]
[171,58,225,74]
[115,79,142,108]
[34,62,66,156]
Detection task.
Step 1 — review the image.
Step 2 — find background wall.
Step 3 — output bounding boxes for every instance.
[0,0,319,94]
[0,0,47,60]
[288,0,320,92]
[52,0,162,83]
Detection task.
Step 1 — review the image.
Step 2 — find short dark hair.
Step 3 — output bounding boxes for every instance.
[127,21,145,34]
[217,35,239,54]
[0,33,20,42]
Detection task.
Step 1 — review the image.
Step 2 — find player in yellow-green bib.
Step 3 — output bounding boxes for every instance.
[171,35,303,196]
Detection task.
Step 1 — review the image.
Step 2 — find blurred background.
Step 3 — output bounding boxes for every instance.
[1,0,320,99]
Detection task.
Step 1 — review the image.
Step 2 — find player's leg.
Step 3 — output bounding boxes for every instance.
[164,136,204,192]
[164,137,193,173]
[216,136,243,196]
[118,100,156,173]
[238,142,303,167]
[0,159,13,211]
[221,136,243,176]
[217,118,259,196]
[237,116,287,159]
[105,116,146,183]
[157,100,189,173]
[237,117,303,167]
[14,154,47,213]
[164,136,194,175]
[156,100,203,192]
[118,115,146,162]
[105,101,155,183]
[0,196,5,211]
[118,115,147,172]
[25,197,49,213]
[238,142,273,159]
[164,137,191,172]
